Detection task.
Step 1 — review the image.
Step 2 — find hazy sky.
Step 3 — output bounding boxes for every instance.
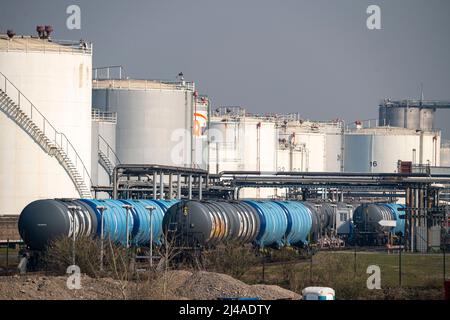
[1,0,450,136]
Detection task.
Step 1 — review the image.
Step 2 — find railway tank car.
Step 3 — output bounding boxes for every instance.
[351,203,405,245]
[162,200,319,249]
[18,198,402,251]
[18,198,179,250]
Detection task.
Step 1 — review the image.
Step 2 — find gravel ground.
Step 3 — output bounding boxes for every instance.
[0,270,300,300]
[176,271,300,300]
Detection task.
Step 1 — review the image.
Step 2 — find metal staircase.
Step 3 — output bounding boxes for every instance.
[98,134,120,182]
[0,72,92,198]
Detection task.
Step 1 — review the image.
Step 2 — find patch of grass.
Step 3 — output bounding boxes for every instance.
[0,247,20,268]
[239,250,449,299]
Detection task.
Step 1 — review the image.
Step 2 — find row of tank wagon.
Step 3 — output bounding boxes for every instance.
[18,199,407,251]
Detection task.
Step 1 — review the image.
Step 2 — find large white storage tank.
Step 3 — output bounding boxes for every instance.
[92,79,204,169]
[91,108,118,188]
[344,127,440,173]
[277,120,344,172]
[0,34,92,215]
[208,112,277,198]
[441,140,450,167]
[209,118,244,173]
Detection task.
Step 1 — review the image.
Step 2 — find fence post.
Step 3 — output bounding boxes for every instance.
[262,256,265,284]
[399,241,402,287]
[6,239,9,268]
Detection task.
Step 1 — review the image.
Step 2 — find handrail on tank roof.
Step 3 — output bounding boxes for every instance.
[380,99,450,109]
[0,34,92,54]
[92,78,195,91]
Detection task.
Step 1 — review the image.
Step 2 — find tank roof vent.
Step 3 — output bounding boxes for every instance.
[36,25,53,39]
[6,29,15,39]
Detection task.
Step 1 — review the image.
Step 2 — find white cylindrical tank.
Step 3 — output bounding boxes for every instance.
[441,140,450,167]
[278,121,330,172]
[91,108,117,190]
[344,127,440,173]
[0,35,92,215]
[276,146,308,172]
[92,79,200,168]
[209,115,277,198]
[209,118,244,173]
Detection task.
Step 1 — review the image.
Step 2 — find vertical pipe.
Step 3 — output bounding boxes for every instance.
[168,173,173,200]
[146,206,155,268]
[413,187,419,252]
[113,168,118,199]
[216,142,220,174]
[6,239,9,268]
[97,206,106,271]
[159,171,164,199]
[153,171,157,200]
[199,175,203,200]
[177,173,182,200]
[399,235,402,287]
[188,174,192,200]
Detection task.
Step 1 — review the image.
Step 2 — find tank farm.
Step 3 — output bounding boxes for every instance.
[0,30,450,273]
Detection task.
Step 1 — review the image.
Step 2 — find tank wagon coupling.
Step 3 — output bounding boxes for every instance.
[18,198,179,250]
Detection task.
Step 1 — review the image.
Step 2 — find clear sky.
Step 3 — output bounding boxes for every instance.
[1,0,449,137]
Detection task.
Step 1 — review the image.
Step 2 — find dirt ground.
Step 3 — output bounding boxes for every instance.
[0,270,301,300]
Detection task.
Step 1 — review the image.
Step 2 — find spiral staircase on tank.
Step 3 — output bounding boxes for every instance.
[0,72,92,198]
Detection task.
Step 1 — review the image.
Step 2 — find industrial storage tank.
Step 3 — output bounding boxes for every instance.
[276,119,344,173]
[92,78,206,169]
[18,198,179,250]
[0,33,93,216]
[208,110,277,198]
[441,140,450,167]
[280,122,326,172]
[379,101,435,131]
[344,127,440,173]
[91,108,118,190]
[276,148,307,172]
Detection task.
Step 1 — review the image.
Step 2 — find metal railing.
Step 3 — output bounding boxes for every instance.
[92,108,117,123]
[380,99,450,109]
[93,66,123,80]
[0,36,92,55]
[92,78,195,91]
[0,71,93,192]
[98,135,121,168]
